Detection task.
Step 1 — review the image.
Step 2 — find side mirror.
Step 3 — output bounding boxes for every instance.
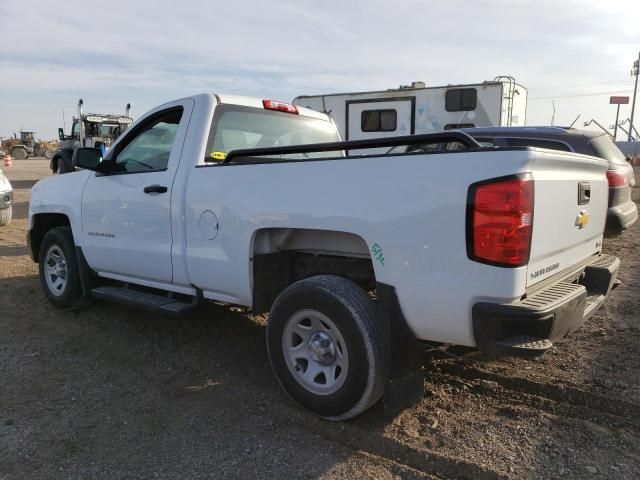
[73,147,103,171]
[58,128,65,141]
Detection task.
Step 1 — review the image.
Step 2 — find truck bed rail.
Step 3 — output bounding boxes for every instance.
[219,131,483,164]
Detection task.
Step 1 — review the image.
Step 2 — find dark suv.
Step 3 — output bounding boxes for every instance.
[391,127,637,236]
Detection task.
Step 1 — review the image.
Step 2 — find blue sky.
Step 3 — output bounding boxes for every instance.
[0,0,638,140]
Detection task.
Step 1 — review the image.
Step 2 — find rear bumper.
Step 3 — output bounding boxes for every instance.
[605,200,638,236]
[473,254,619,357]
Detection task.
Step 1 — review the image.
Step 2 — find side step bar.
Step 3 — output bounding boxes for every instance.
[91,286,195,316]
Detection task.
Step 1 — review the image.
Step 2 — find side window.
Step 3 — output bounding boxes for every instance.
[504,138,571,152]
[361,109,397,132]
[114,108,183,173]
[445,88,477,112]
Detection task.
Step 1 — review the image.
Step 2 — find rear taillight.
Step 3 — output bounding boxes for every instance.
[606,169,628,187]
[262,99,299,114]
[468,176,533,267]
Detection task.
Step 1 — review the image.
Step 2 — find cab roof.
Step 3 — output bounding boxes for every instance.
[214,93,332,122]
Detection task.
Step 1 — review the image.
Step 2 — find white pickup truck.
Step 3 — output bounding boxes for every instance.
[28,93,620,420]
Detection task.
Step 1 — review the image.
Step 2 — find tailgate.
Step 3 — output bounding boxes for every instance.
[527,149,609,288]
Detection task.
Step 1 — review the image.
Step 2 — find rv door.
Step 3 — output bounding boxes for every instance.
[346,98,414,146]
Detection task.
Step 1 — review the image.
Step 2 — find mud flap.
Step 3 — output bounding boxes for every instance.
[75,246,99,298]
[376,282,424,417]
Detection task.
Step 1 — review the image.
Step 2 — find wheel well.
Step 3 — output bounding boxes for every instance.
[29,213,71,262]
[251,228,375,313]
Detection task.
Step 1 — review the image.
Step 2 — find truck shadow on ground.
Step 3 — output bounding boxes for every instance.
[0,244,29,257]
[7,179,39,190]
[9,201,28,220]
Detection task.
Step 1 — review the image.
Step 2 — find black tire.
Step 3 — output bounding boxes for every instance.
[266,275,384,420]
[0,205,11,226]
[38,227,84,309]
[12,147,27,160]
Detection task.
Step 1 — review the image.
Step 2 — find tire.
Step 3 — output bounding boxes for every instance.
[38,227,84,309]
[266,275,384,420]
[12,148,27,160]
[0,205,11,226]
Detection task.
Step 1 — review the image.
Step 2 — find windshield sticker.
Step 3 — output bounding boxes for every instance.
[210,151,226,161]
[371,243,385,266]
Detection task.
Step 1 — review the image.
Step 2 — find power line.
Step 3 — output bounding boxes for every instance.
[529,89,633,100]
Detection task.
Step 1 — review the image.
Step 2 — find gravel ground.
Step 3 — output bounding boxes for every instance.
[1,159,639,479]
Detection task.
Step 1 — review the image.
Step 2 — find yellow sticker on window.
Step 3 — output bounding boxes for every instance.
[210,151,226,160]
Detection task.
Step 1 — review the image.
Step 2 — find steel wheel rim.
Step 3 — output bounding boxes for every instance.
[44,245,67,297]
[282,309,349,396]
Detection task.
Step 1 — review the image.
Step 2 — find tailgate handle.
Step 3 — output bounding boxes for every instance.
[578,182,590,205]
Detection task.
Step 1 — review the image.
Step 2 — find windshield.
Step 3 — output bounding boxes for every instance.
[205,105,340,162]
[86,122,123,138]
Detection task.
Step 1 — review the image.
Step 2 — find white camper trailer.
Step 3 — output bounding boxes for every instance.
[293,76,527,142]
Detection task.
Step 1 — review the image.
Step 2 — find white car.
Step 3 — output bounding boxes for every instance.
[0,167,13,226]
[27,93,620,420]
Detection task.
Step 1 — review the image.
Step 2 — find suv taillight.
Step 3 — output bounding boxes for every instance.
[606,169,628,187]
[468,176,533,267]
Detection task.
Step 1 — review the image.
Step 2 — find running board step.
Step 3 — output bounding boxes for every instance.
[492,335,553,357]
[91,286,194,316]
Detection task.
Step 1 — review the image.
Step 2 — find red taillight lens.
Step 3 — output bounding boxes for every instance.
[469,176,533,267]
[262,99,299,114]
[606,169,628,187]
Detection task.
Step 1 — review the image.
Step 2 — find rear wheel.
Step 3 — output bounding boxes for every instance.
[38,227,84,308]
[266,275,384,420]
[12,147,27,160]
[0,206,11,226]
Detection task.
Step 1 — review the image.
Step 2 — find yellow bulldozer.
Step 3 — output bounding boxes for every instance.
[1,132,56,159]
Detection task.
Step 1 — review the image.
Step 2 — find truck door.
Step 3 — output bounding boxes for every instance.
[80,99,194,283]
[346,98,414,142]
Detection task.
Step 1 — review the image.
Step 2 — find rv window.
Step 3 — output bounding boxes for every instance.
[445,88,477,112]
[361,109,397,132]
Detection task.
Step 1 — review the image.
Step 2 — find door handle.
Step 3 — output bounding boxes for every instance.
[144,184,168,194]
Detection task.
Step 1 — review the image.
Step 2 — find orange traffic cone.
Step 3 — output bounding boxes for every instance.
[3,154,12,167]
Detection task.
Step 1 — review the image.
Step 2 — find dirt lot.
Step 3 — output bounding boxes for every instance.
[1,159,639,479]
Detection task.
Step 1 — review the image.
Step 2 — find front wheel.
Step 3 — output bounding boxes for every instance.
[266,275,385,420]
[38,227,84,308]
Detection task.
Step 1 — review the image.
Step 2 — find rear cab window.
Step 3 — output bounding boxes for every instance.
[205,105,340,162]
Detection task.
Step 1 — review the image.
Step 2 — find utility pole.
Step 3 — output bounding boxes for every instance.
[630,51,640,141]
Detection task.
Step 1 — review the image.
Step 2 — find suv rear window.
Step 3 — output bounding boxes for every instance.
[206,105,340,162]
[589,134,627,165]
[504,138,571,152]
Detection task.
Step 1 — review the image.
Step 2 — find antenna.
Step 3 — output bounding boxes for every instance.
[568,114,580,128]
[551,100,556,126]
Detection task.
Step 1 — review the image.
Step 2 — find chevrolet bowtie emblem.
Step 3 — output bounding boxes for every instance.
[575,210,590,229]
